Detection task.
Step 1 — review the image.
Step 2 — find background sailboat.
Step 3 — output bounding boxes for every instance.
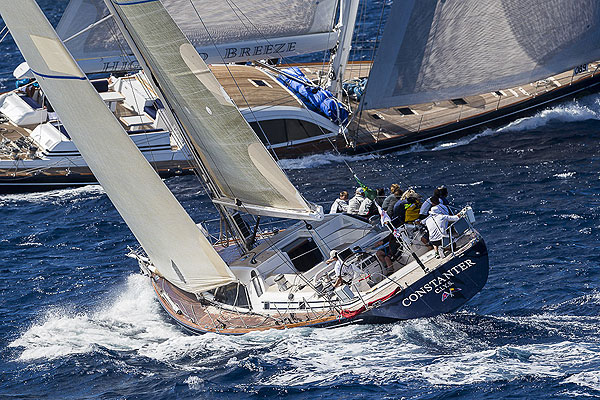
[47,0,600,156]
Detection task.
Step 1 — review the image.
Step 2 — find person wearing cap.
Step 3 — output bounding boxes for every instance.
[326,250,347,287]
[358,188,384,217]
[347,187,365,215]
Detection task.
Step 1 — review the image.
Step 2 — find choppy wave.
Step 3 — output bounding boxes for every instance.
[278,152,379,170]
[9,274,184,361]
[431,94,600,151]
[499,98,600,133]
[10,274,600,391]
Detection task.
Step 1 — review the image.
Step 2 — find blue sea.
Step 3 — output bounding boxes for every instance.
[2,1,600,399]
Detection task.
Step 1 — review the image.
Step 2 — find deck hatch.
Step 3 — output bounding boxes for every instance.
[451,98,468,105]
[396,107,415,115]
[248,79,272,88]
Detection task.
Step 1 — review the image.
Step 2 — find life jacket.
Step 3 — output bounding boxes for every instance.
[404,202,421,222]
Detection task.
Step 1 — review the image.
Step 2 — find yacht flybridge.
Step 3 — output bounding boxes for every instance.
[1,0,489,334]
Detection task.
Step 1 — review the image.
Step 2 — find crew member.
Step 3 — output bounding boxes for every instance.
[347,187,365,215]
[327,250,348,287]
[382,184,403,216]
[419,186,450,219]
[375,232,400,271]
[424,197,461,258]
[329,191,349,214]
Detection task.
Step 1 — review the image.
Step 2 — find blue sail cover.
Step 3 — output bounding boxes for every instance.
[277,67,349,125]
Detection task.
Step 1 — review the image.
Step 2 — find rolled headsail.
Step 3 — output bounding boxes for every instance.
[109,0,323,221]
[0,0,235,293]
[55,0,338,73]
[361,0,600,110]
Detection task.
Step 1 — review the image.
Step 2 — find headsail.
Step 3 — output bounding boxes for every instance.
[361,0,600,110]
[0,0,235,293]
[56,0,338,73]
[109,0,323,221]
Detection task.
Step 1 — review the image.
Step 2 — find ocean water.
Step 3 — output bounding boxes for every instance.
[2,1,600,399]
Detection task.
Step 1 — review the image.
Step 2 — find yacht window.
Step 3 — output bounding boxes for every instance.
[285,118,323,141]
[213,282,250,309]
[248,79,271,87]
[282,237,323,272]
[250,120,287,144]
[250,119,325,145]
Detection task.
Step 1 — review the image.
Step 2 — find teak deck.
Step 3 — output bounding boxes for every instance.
[209,60,600,153]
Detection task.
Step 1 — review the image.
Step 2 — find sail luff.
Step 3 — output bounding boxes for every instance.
[0,0,235,293]
[109,0,323,221]
[362,0,600,110]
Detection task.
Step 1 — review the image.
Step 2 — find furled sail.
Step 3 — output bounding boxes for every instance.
[55,0,338,74]
[361,0,600,110]
[0,0,235,293]
[109,0,323,221]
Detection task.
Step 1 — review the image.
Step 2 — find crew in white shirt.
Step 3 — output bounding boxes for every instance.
[329,191,349,214]
[425,198,460,258]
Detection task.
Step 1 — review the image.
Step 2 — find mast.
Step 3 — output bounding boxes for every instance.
[101,0,254,251]
[327,0,360,98]
[104,0,323,248]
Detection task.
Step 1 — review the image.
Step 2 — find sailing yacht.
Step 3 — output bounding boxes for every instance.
[52,0,600,158]
[0,0,345,192]
[1,0,489,334]
[4,0,600,193]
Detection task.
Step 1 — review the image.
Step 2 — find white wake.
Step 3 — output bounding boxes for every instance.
[0,185,104,206]
[8,276,600,392]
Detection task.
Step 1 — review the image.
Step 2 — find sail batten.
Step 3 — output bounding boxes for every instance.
[0,0,235,293]
[110,0,323,221]
[56,0,338,73]
[362,0,600,110]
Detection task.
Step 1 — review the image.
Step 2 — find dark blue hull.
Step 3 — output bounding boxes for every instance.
[361,238,489,321]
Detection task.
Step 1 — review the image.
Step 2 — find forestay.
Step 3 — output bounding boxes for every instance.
[361,0,600,110]
[0,0,235,293]
[56,0,338,73]
[110,0,323,221]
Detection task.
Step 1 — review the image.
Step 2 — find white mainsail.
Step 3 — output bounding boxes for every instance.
[361,0,600,110]
[109,0,323,221]
[0,0,235,293]
[56,0,338,73]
